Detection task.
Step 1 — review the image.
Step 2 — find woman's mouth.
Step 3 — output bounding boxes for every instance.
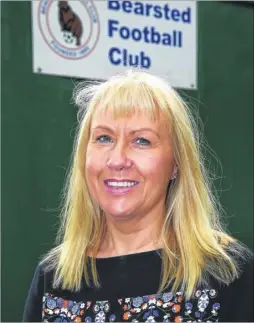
[104,179,139,195]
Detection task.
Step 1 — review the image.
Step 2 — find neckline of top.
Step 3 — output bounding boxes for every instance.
[88,248,163,262]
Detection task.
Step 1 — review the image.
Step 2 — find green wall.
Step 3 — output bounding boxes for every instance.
[1,1,253,321]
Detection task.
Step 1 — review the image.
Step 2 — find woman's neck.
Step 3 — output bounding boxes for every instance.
[96,210,164,258]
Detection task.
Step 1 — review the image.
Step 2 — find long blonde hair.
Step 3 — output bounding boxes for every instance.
[41,69,251,299]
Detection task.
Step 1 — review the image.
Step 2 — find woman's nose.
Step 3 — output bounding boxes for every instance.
[106,142,132,170]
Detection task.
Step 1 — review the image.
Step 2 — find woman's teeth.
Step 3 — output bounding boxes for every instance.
[107,181,138,188]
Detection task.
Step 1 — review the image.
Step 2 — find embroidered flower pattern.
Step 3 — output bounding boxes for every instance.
[42,293,92,322]
[42,289,220,322]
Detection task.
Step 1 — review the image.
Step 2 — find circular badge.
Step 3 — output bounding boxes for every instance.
[38,0,100,60]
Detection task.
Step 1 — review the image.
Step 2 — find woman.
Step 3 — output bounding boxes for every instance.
[23,70,253,322]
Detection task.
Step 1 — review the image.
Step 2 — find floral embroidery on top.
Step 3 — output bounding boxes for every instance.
[42,293,92,321]
[119,290,220,322]
[42,289,220,322]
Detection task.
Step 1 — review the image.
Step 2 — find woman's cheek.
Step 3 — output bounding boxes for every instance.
[86,148,109,179]
[140,155,171,182]
[86,155,101,174]
[139,154,161,171]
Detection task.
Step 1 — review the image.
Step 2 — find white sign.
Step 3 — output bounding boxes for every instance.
[32,0,197,89]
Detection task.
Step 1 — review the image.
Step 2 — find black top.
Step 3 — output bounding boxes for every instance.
[23,249,254,322]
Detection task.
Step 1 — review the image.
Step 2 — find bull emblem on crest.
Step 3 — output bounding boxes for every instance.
[58,1,83,46]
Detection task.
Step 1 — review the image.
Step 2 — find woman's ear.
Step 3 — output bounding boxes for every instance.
[171,165,178,180]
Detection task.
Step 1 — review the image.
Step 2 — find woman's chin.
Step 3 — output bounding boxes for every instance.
[104,208,136,221]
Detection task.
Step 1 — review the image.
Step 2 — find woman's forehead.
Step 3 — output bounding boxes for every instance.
[90,109,170,134]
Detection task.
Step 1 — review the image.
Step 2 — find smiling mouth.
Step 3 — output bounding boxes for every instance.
[104,180,139,188]
[104,180,139,194]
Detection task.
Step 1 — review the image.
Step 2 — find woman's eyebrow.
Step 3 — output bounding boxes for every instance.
[129,128,160,139]
[130,128,158,135]
[91,125,115,132]
[92,125,160,138]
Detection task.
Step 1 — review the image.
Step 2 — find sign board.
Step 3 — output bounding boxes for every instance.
[32,0,197,89]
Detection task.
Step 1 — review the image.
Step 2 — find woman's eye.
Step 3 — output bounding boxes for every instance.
[135,137,151,146]
[96,135,113,144]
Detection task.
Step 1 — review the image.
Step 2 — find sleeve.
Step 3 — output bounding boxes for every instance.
[219,257,254,322]
[22,264,44,322]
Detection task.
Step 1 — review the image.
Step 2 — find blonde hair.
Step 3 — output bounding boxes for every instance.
[41,69,251,299]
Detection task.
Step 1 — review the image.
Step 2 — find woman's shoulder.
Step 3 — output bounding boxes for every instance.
[23,259,58,322]
[27,260,55,293]
[225,253,253,289]
[219,236,253,289]
[217,249,254,322]
[37,245,63,276]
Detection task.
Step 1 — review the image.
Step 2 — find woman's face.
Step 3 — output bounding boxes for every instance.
[85,109,174,220]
